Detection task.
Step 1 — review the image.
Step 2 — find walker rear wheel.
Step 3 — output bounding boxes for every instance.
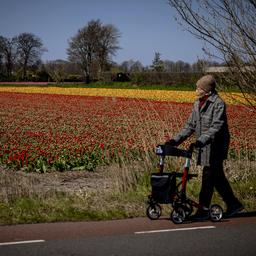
[183,202,193,217]
[209,204,223,222]
[147,204,162,220]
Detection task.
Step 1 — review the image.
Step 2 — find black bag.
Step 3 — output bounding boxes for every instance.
[151,172,176,204]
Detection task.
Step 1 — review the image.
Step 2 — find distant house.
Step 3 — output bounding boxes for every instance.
[205,66,255,73]
[205,66,229,73]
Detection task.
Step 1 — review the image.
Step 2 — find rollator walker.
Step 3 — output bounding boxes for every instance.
[146,144,223,224]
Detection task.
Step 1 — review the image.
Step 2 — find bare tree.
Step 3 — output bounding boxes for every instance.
[67,19,120,83]
[98,24,120,75]
[120,60,130,73]
[0,53,3,76]
[163,60,175,72]
[15,33,46,80]
[174,60,189,73]
[130,60,144,72]
[0,36,16,78]
[168,0,256,108]
[45,60,68,83]
[120,60,136,72]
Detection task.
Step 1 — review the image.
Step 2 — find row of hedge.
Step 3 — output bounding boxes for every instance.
[102,72,203,86]
[103,72,237,92]
[1,71,233,90]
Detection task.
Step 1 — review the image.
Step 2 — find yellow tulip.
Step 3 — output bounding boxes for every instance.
[0,86,251,105]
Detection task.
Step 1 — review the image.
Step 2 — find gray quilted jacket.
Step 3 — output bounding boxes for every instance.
[173,92,230,166]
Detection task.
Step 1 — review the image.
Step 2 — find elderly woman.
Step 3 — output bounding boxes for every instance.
[167,75,244,220]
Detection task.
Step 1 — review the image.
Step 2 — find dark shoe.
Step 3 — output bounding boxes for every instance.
[190,210,209,221]
[225,202,244,218]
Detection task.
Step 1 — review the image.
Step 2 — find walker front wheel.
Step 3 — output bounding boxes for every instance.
[171,207,186,224]
[146,204,162,220]
[209,204,223,222]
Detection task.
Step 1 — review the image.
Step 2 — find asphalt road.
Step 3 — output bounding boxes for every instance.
[1,213,256,256]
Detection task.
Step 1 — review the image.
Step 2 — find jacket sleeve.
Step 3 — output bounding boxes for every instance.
[197,100,226,145]
[173,106,196,145]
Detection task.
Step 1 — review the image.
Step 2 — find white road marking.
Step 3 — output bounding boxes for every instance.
[0,240,45,246]
[135,225,216,235]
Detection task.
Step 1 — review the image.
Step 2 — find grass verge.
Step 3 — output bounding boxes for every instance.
[0,160,255,225]
[0,193,130,225]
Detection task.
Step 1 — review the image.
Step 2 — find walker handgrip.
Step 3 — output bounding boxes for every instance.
[188,143,196,153]
[156,144,192,158]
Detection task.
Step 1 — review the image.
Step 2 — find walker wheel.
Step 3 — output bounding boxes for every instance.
[171,207,186,224]
[209,204,223,222]
[146,203,162,220]
[183,202,193,217]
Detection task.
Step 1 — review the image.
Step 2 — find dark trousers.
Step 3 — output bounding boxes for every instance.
[199,161,239,209]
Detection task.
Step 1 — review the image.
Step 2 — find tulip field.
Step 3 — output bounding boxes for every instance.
[0,87,255,172]
[0,86,252,104]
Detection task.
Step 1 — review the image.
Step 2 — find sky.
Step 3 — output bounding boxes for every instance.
[0,0,207,66]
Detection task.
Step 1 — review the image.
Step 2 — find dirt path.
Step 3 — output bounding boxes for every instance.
[0,165,114,201]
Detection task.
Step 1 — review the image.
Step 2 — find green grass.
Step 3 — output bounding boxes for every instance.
[0,193,130,225]
[1,170,255,225]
